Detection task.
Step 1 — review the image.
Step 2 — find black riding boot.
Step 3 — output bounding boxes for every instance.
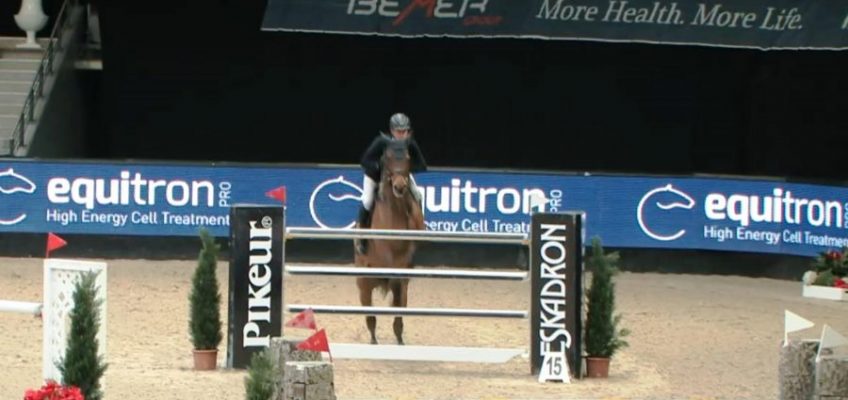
[355,205,372,255]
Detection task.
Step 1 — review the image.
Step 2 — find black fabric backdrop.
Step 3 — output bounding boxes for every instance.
[78,0,848,182]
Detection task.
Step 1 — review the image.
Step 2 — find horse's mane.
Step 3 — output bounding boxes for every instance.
[384,138,409,161]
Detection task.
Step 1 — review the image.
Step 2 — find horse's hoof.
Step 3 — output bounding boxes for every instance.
[397,340,404,346]
[370,339,378,345]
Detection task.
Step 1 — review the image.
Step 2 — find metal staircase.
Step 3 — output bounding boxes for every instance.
[0,0,84,156]
[0,39,41,154]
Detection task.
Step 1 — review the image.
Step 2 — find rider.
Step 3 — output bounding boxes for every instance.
[355,112,428,255]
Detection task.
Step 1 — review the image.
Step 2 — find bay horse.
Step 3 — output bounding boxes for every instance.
[355,139,425,345]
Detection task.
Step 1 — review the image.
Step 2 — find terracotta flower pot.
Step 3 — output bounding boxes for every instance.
[585,356,610,378]
[192,349,218,371]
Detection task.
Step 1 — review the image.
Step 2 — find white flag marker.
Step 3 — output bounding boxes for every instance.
[528,192,548,210]
[817,324,848,361]
[784,309,815,345]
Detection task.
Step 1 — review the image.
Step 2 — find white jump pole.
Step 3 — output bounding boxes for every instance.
[286,227,528,245]
[286,264,528,281]
[0,300,42,315]
[288,304,528,319]
[329,343,526,363]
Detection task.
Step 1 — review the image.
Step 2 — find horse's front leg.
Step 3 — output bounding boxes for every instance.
[357,278,378,344]
[390,278,409,345]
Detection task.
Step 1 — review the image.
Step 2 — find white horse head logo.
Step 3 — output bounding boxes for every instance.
[636,184,695,241]
[309,175,363,229]
[0,168,37,225]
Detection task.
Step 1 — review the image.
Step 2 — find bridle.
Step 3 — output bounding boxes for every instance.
[380,141,412,202]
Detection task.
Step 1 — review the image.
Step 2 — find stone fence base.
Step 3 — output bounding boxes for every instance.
[267,337,336,400]
[780,340,848,400]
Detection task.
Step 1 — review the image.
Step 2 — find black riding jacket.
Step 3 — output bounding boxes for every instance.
[360,132,428,182]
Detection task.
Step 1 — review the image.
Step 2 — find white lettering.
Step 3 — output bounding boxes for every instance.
[243,322,268,347]
[421,179,547,215]
[726,194,750,226]
[537,221,571,361]
[704,190,842,229]
[166,181,190,206]
[244,219,275,349]
[541,240,565,264]
[47,178,71,204]
[691,3,756,28]
[497,188,520,214]
[47,171,216,209]
[71,178,95,209]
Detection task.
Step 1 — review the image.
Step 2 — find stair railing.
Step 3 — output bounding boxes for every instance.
[9,0,78,155]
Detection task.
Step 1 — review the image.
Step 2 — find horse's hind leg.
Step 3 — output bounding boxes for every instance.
[390,279,409,345]
[357,278,378,344]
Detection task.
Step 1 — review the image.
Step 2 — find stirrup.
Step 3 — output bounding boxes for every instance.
[355,238,368,255]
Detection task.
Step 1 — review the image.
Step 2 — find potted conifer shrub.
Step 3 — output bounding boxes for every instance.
[58,271,107,400]
[189,228,223,370]
[584,237,629,378]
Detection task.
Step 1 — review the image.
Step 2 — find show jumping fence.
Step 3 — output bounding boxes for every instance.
[0,259,107,381]
[227,205,584,379]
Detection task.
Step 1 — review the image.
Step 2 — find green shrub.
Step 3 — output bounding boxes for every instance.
[584,237,629,358]
[189,228,223,350]
[244,348,278,400]
[813,269,836,286]
[58,272,107,400]
[810,248,847,281]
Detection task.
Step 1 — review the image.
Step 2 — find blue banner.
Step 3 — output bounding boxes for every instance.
[1,159,847,257]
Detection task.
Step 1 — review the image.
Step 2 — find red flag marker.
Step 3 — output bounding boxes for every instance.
[45,232,67,258]
[296,328,332,361]
[266,186,287,204]
[285,308,317,330]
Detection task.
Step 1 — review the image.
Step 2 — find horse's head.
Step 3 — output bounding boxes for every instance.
[381,139,411,198]
[636,184,696,241]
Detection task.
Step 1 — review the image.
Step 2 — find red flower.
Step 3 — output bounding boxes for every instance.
[834,278,848,289]
[22,380,84,400]
[23,389,42,400]
[825,250,842,261]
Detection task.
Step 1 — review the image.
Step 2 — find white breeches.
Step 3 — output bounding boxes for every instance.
[362,175,377,211]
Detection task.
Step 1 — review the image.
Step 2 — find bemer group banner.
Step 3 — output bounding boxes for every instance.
[261,0,848,50]
[2,159,848,257]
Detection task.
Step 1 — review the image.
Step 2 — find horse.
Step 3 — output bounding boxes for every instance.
[354,139,425,345]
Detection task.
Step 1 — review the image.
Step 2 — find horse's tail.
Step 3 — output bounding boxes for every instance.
[376,278,409,299]
[376,279,391,298]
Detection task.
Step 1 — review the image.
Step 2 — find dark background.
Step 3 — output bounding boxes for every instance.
[6,0,843,182]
